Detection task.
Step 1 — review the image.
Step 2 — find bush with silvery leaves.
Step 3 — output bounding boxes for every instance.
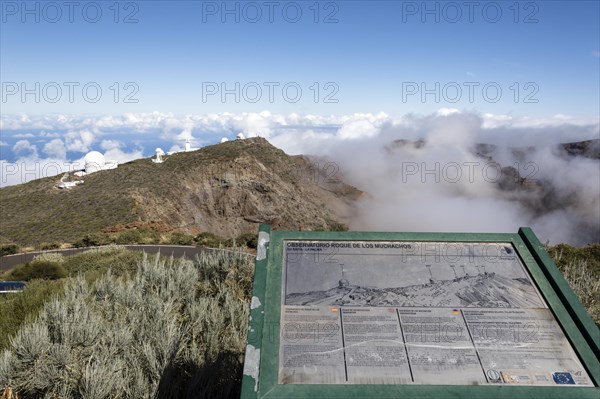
[1,249,253,398]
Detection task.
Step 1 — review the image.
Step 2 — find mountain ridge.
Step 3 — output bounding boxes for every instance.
[0,138,363,246]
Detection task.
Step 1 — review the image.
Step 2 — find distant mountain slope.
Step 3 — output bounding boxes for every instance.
[286,272,544,308]
[389,139,600,161]
[470,139,600,161]
[0,138,363,246]
[560,139,600,159]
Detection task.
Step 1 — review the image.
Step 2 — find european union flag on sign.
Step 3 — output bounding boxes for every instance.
[552,372,575,385]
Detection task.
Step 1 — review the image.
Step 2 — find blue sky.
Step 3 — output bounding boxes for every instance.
[1,0,599,117]
[1,1,599,244]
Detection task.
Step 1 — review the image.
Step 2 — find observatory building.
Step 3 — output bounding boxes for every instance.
[219,133,246,143]
[74,151,118,176]
[153,148,164,163]
[167,138,198,155]
[56,173,83,189]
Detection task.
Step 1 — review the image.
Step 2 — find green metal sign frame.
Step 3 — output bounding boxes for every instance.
[241,225,600,399]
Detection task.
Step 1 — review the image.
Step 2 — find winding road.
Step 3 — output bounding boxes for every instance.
[0,245,248,273]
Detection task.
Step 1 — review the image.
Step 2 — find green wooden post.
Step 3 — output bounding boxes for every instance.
[518,228,600,361]
[240,224,271,398]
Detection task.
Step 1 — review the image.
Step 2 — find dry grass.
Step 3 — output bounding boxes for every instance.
[547,244,600,325]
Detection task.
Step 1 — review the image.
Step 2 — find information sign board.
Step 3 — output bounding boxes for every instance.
[241,226,600,399]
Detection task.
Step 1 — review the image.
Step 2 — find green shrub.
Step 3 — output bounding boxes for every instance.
[0,250,254,398]
[32,252,65,264]
[66,247,142,280]
[7,261,67,282]
[548,244,600,325]
[39,242,60,250]
[137,227,160,244]
[237,233,258,249]
[116,228,143,245]
[0,244,18,256]
[168,232,195,246]
[225,233,258,249]
[0,248,144,353]
[329,221,349,232]
[83,244,126,255]
[0,279,63,351]
[558,258,600,322]
[548,243,600,276]
[72,233,113,248]
[195,232,227,248]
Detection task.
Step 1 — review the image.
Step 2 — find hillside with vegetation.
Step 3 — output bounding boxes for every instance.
[547,243,600,322]
[0,138,362,247]
[1,247,253,398]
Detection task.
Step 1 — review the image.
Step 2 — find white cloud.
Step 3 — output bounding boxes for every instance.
[436,108,461,116]
[104,147,144,164]
[39,131,61,138]
[337,119,379,140]
[2,111,597,156]
[64,129,96,152]
[482,113,598,130]
[101,139,123,151]
[43,139,67,160]
[12,140,38,158]
[0,141,8,147]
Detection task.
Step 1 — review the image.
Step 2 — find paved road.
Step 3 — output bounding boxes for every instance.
[0,245,220,273]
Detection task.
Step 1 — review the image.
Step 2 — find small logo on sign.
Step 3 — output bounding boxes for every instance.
[552,372,575,385]
[487,369,502,383]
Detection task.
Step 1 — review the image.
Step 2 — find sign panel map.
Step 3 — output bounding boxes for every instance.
[278,241,593,387]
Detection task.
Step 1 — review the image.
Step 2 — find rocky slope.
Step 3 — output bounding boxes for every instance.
[0,138,363,246]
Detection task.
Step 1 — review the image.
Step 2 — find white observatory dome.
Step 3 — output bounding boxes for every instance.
[153,148,164,164]
[236,133,245,140]
[84,151,106,174]
[220,137,229,143]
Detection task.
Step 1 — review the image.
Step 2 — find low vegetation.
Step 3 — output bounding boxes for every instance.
[547,243,600,276]
[6,253,67,281]
[69,229,259,251]
[1,248,253,398]
[0,245,18,257]
[0,279,64,355]
[6,261,67,282]
[0,247,145,352]
[230,233,258,249]
[194,232,228,248]
[547,243,600,324]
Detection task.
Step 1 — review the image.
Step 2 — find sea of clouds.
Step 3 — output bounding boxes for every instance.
[1,110,598,245]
